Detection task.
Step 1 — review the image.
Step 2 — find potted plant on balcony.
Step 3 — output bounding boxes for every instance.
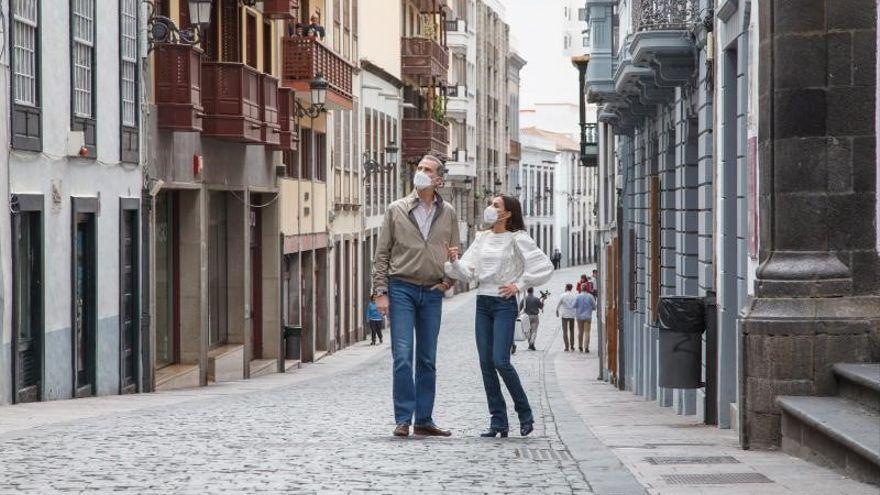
[432,96,446,124]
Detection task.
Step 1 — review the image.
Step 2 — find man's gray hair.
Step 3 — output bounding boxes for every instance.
[419,154,446,176]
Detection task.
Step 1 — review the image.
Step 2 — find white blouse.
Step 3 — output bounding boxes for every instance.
[444,230,554,297]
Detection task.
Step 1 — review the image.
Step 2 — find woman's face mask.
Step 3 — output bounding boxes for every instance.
[483,205,498,225]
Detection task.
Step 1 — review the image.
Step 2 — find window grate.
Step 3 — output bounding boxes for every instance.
[662,473,773,485]
[645,456,740,465]
[514,448,573,462]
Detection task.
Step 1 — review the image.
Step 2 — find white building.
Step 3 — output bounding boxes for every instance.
[561,0,590,58]
[3,0,143,403]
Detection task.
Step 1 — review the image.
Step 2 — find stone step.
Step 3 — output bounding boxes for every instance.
[249,359,277,379]
[778,395,880,485]
[834,363,880,413]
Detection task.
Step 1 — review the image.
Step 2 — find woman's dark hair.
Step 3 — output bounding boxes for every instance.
[500,195,526,232]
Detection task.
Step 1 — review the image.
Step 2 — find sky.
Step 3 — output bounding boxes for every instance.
[503,0,580,109]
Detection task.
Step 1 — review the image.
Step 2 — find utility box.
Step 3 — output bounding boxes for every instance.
[658,296,706,389]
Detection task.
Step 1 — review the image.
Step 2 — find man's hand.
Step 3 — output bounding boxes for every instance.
[431,281,450,293]
[498,283,519,299]
[375,295,390,315]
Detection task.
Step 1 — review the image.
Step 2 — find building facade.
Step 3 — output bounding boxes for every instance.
[3,0,144,403]
[587,0,879,478]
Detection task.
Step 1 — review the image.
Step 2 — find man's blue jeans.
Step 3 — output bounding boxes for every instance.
[475,295,534,430]
[389,278,443,426]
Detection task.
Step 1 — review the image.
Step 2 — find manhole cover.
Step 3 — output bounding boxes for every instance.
[514,448,573,462]
[645,456,740,465]
[662,473,773,485]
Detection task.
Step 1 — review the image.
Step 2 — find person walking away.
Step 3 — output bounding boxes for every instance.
[445,195,553,438]
[591,269,600,298]
[574,286,597,353]
[519,288,544,351]
[371,154,460,438]
[551,249,562,270]
[576,274,591,293]
[556,284,578,351]
[366,296,384,345]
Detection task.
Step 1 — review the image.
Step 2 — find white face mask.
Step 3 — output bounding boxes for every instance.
[413,171,433,190]
[483,205,498,225]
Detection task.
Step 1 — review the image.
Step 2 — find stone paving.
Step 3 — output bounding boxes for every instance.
[0,269,606,494]
[2,266,875,494]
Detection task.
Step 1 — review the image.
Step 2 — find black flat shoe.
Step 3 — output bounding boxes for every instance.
[520,422,534,437]
[480,427,509,438]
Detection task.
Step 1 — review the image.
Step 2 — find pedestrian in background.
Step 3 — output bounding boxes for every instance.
[591,269,600,298]
[366,296,384,345]
[576,274,591,294]
[445,195,553,438]
[519,287,544,351]
[556,284,577,352]
[372,154,460,438]
[575,286,597,353]
[551,249,562,270]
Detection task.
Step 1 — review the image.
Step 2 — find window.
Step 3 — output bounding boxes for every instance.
[72,0,95,118]
[246,12,258,68]
[582,35,590,47]
[315,131,327,181]
[120,0,139,163]
[71,0,97,154]
[578,8,587,21]
[11,0,42,151]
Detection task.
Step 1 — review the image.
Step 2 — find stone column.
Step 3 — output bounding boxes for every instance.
[740,0,880,449]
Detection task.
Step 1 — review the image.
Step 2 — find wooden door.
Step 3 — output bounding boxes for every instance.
[120,207,139,393]
[73,212,97,398]
[12,210,42,403]
[251,206,263,359]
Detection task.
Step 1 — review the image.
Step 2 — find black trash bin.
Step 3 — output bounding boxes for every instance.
[658,296,706,389]
[284,325,302,360]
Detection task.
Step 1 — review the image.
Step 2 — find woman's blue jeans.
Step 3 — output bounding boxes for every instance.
[475,295,534,430]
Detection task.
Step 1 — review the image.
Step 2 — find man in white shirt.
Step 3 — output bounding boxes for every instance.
[556,284,578,352]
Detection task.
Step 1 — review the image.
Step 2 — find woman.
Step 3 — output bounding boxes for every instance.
[445,195,553,437]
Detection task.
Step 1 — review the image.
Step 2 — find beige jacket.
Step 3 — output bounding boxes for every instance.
[371,191,461,294]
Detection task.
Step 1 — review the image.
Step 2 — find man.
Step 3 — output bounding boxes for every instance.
[519,288,544,351]
[556,284,578,352]
[290,13,326,39]
[591,269,600,298]
[372,155,460,438]
[551,249,562,270]
[575,286,597,353]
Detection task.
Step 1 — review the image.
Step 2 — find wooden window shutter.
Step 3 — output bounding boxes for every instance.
[629,228,636,311]
[221,0,241,62]
[263,20,272,74]
[649,175,661,322]
[246,12,257,68]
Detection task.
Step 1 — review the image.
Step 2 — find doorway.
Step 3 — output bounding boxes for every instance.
[119,200,140,393]
[250,205,263,359]
[155,192,179,369]
[11,196,44,403]
[208,192,229,348]
[72,201,98,398]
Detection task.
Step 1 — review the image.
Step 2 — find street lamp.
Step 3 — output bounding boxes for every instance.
[296,74,329,118]
[363,142,399,177]
[145,0,213,48]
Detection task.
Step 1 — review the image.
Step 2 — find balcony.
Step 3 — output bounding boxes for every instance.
[260,74,281,146]
[282,36,354,110]
[445,149,475,179]
[273,87,299,151]
[262,0,299,19]
[402,117,449,163]
[401,37,448,86]
[201,62,262,143]
[508,140,521,161]
[445,85,468,122]
[629,0,698,86]
[155,44,204,132]
[445,19,471,55]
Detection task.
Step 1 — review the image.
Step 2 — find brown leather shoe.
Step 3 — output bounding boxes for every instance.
[413,424,452,437]
[393,424,410,437]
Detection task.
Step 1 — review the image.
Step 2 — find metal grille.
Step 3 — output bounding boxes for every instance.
[662,473,773,485]
[514,448,573,462]
[12,0,38,106]
[632,0,699,32]
[646,456,740,465]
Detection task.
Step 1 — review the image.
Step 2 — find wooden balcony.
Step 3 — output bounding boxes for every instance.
[155,44,204,132]
[262,0,299,19]
[402,117,449,162]
[401,37,448,86]
[260,73,281,146]
[282,36,353,110]
[201,62,262,143]
[273,87,299,151]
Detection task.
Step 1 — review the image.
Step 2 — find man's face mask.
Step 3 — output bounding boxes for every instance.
[413,171,433,190]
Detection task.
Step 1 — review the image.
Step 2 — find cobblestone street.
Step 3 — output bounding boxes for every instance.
[0,268,621,494]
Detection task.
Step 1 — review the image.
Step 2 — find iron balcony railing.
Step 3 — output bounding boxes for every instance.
[631,0,699,31]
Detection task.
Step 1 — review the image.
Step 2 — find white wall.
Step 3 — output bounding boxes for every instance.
[360,0,402,81]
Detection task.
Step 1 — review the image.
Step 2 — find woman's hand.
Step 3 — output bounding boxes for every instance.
[498,283,519,299]
[445,242,460,262]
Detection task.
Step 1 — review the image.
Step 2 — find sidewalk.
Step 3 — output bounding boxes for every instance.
[551,331,877,495]
[0,339,389,438]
